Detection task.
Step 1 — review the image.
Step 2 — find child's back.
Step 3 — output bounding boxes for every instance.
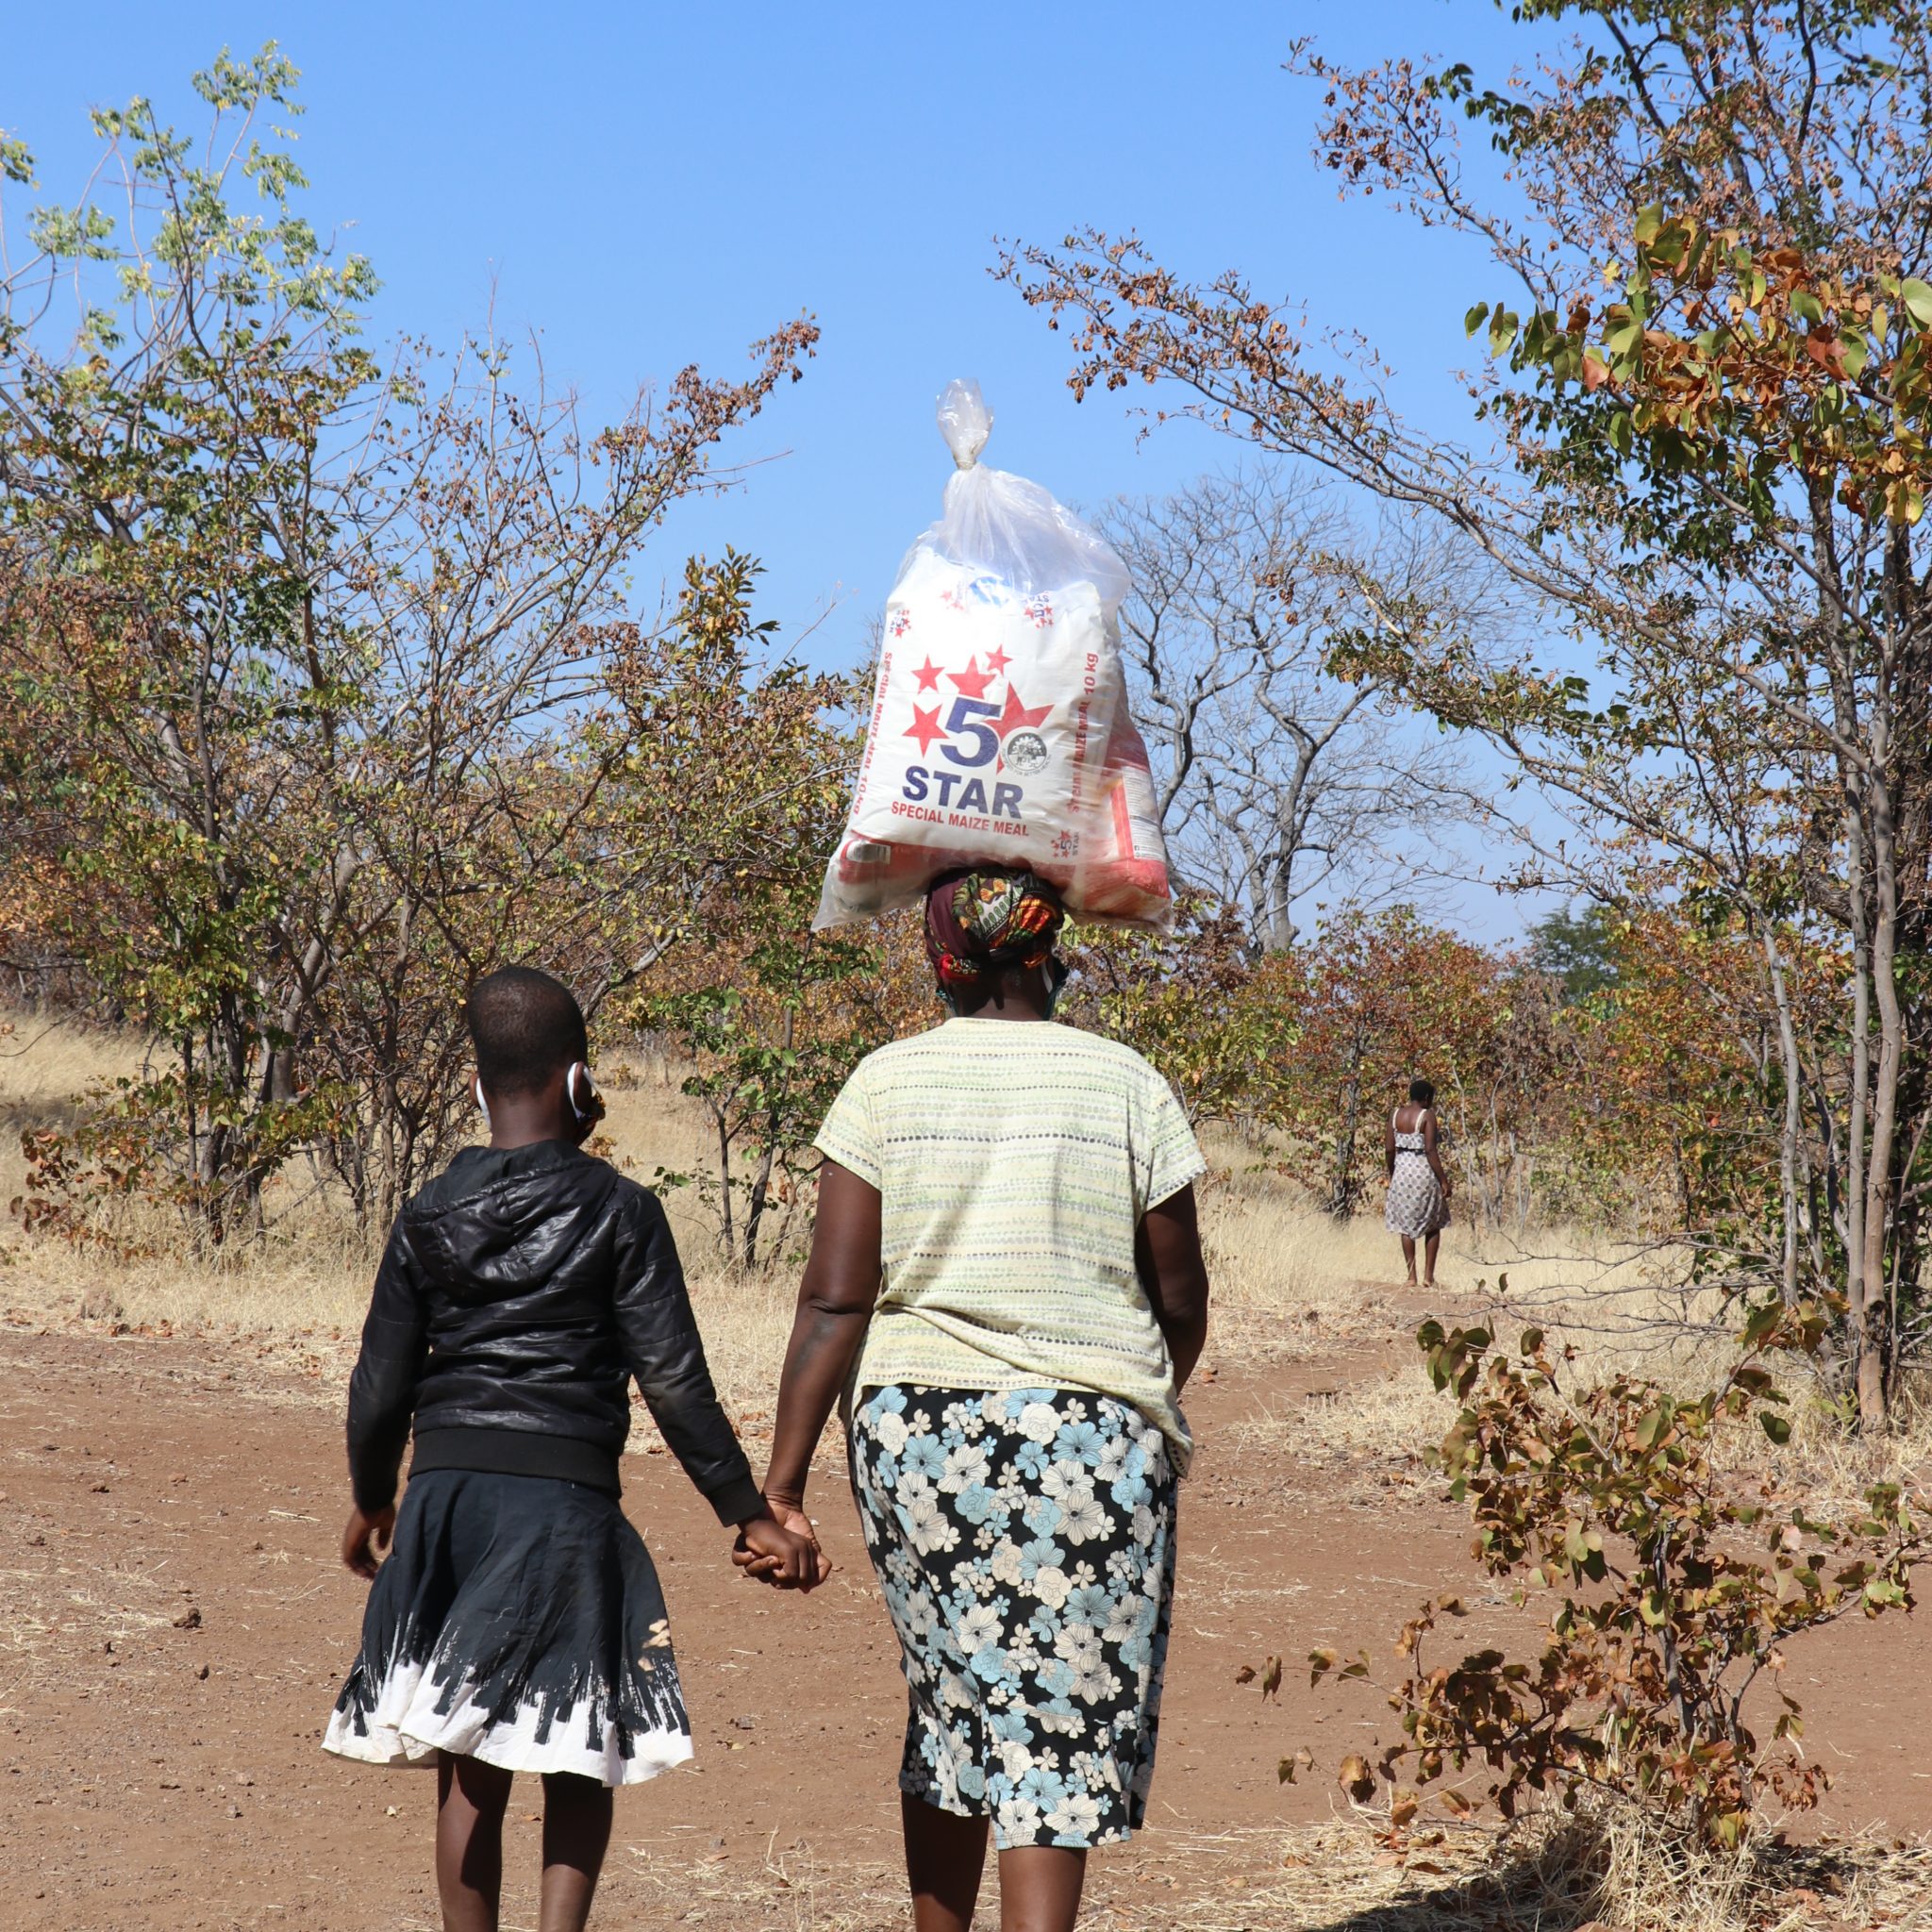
[345,1138,761,1522]
[323,968,815,1932]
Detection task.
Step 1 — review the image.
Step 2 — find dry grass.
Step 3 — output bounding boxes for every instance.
[600,1807,1924,1931]
[0,1006,143,1177]
[0,1008,136,1110]
[1228,1219,1932,1512]
[0,1017,1394,1391]
[8,1008,1928,1507]
[1225,1229,1688,1474]
[0,1021,796,1429]
[1194,1136,1407,1342]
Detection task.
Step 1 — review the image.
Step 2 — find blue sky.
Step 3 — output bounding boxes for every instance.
[7,2,1561,936]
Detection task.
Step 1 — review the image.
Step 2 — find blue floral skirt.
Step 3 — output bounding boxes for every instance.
[849,1385,1178,1850]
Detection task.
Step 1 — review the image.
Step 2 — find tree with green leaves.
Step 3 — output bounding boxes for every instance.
[1529,904,1624,1005]
[608,553,896,1269]
[645,921,890,1269]
[0,49,819,1241]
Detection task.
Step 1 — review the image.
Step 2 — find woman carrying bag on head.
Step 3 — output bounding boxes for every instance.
[744,865,1212,1932]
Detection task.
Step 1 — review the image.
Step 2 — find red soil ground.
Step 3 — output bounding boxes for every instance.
[2,1307,1926,1930]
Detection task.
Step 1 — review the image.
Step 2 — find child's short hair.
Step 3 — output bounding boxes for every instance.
[466,967,589,1097]
[1408,1076,1436,1107]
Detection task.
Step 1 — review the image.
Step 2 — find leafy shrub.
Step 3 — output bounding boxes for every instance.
[1309,1310,1924,1847]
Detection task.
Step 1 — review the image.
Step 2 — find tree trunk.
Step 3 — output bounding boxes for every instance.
[743,1141,778,1271]
[1757,928,1805,1308]
[713,1108,736,1261]
[1328,1042,1364,1220]
[1859,759,1904,1426]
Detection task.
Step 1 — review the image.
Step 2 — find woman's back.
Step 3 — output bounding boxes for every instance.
[1385,1089,1451,1264]
[766,864,1214,1907]
[813,1016,1204,1464]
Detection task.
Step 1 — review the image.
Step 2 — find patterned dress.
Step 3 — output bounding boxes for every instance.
[850,1385,1176,1850]
[816,1019,1205,1850]
[1384,1108,1451,1237]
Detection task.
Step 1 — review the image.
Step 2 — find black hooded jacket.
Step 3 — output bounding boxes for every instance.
[344,1140,762,1525]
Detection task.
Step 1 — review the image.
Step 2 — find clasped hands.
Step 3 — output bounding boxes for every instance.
[733,1493,829,1591]
[341,1496,827,1590]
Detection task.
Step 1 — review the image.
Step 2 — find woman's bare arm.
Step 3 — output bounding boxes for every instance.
[1136,1184,1211,1392]
[760,1160,883,1513]
[1423,1110,1453,1198]
[1385,1111,1399,1178]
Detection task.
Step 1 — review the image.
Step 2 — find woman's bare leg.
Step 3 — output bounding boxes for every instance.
[903,1792,989,1932]
[1400,1235,1417,1285]
[538,1771,613,1932]
[998,1844,1088,1932]
[436,1753,512,1932]
[1423,1232,1441,1290]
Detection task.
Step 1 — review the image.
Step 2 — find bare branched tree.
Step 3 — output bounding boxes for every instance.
[1100,474,1484,948]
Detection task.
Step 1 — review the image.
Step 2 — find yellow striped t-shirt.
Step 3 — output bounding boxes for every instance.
[813,1018,1207,1473]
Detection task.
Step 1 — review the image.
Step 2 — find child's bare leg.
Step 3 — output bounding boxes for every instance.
[902,1791,988,1932]
[1423,1232,1441,1289]
[1400,1235,1417,1284]
[539,1771,612,1932]
[997,1844,1087,1932]
[436,1752,512,1932]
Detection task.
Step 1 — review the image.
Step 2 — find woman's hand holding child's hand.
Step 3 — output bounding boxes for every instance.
[341,1504,395,1579]
[732,1500,829,1591]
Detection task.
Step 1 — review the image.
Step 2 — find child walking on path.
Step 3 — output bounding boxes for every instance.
[324,967,820,1932]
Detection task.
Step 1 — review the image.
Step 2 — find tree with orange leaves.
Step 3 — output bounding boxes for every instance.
[999,3,1932,1421]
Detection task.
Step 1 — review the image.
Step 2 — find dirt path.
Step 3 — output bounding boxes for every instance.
[2,1302,1928,1931]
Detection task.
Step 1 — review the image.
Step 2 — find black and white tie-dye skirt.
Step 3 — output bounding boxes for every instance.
[323,1468,691,1786]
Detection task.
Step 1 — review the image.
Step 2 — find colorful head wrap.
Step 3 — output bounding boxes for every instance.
[924,866,1067,1000]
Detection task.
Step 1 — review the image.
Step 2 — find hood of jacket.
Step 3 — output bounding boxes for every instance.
[403,1141,623,1303]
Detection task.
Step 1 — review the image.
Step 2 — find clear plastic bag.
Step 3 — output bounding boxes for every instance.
[815,381,1174,931]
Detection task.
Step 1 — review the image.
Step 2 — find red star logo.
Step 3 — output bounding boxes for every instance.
[913,658,942,692]
[904,704,946,758]
[984,646,1011,675]
[993,683,1053,739]
[948,657,995,699]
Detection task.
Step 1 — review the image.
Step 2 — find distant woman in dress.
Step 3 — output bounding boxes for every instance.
[1385,1077,1452,1288]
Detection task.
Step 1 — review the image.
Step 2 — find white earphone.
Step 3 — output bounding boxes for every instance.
[565,1060,602,1125]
